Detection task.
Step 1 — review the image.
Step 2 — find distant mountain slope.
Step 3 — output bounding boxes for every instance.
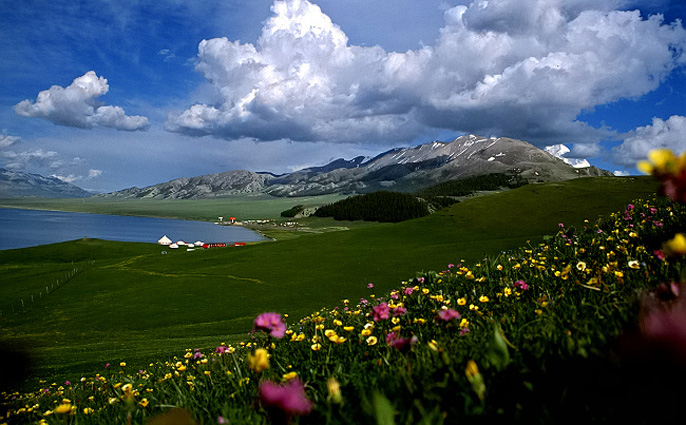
[103,135,613,199]
[0,168,92,198]
[265,135,612,196]
[101,170,275,199]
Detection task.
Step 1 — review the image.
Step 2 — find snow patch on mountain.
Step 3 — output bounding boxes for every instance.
[544,144,591,168]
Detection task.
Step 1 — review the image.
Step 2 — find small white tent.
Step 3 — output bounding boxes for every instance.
[158,235,172,246]
[169,243,179,249]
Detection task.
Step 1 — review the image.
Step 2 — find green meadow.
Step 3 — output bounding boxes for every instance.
[0,193,347,222]
[0,176,659,391]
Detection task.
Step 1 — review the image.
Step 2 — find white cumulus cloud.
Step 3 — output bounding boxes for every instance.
[14,71,150,131]
[612,115,686,165]
[166,0,686,149]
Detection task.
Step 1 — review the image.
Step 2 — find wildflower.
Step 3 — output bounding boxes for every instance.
[247,348,270,373]
[372,302,390,321]
[427,340,439,351]
[663,233,686,257]
[637,148,686,202]
[283,371,298,381]
[367,283,374,288]
[139,398,149,407]
[53,404,72,414]
[437,309,461,321]
[457,297,467,306]
[479,295,489,303]
[311,343,322,351]
[393,306,407,317]
[366,336,378,346]
[343,326,355,332]
[258,379,314,419]
[386,332,417,352]
[459,318,470,328]
[253,312,287,339]
[327,377,343,404]
[83,407,94,414]
[119,362,126,367]
[403,287,414,295]
[465,360,486,401]
[628,260,641,269]
[576,261,587,271]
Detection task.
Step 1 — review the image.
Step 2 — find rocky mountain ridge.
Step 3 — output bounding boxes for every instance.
[0,168,92,198]
[103,135,612,199]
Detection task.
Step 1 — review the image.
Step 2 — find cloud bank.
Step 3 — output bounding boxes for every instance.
[166,0,686,149]
[612,115,686,164]
[15,71,150,131]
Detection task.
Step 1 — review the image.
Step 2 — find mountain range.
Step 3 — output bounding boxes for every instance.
[0,168,92,198]
[102,135,612,199]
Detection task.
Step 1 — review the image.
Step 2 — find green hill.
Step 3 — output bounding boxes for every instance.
[0,176,659,388]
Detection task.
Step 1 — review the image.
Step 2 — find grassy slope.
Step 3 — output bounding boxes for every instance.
[0,176,658,388]
[0,194,346,222]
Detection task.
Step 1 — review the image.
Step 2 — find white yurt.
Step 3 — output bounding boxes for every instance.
[169,243,179,249]
[176,240,186,246]
[158,235,172,246]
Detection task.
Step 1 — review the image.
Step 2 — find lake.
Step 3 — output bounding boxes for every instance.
[0,208,266,250]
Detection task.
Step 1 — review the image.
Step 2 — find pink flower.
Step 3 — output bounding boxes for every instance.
[259,379,314,419]
[367,283,374,288]
[372,302,390,321]
[386,332,417,352]
[391,292,399,300]
[558,222,565,228]
[514,280,529,291]
[448,263,454,269]
[404,287,414,295]
[216,345,229,354]
[654,249,666,260]
[64,381,71,386]
[437,309,461,321]
[105,363,110,368]
[393,307,407,317]
[253,312,287,339]
[193,349,204,360]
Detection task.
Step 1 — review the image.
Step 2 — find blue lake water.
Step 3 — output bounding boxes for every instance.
[0,208,266,250]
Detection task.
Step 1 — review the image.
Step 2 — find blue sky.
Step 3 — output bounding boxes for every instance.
[1,0,685,193]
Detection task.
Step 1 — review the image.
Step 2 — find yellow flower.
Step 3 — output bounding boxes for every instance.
[614,271,624,278]
[664,233,686,257]
[459,318,470,328]
[457,297,467,306]
[119,362,126,367]
[465,360,479,379]
[247,348,270,373]
[628,260,640,269]
[311,343,322,351]
[637,148,686,175]
[343,326,355,332]
[413,318,426,324]
[469,304,479,311]
[360,328,372,337]
[327,377,343,404]
[283,371,298,381]
[53,404,72,414]
[503,288,512,297]
[333,319,343,326]
[366,336,378,346]
[576,261,586,271]
[422,288,430,295]
[465,271,475,280]
[479,295,489,303]
[139,399,149,408]
[324,329,337,338]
